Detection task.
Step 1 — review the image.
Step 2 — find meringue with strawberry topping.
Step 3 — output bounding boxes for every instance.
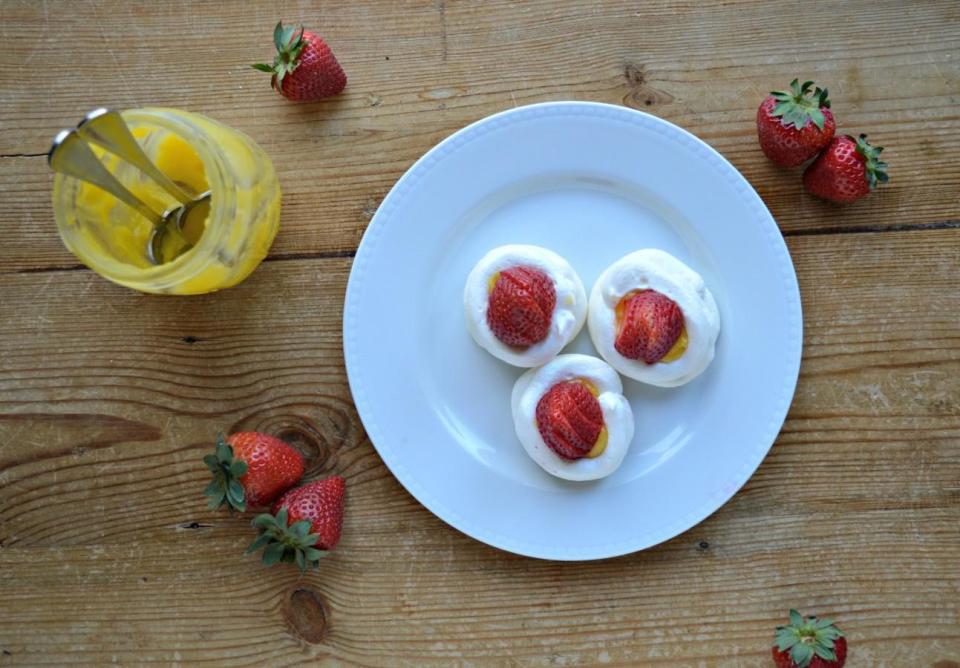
[512,354,634,481]
[464,245,587,367]
[588,249,720,387]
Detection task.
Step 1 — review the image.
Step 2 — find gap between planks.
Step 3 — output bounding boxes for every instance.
[4,222,958,277]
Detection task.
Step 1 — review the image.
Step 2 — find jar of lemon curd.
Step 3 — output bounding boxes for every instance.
[52,108,280,294]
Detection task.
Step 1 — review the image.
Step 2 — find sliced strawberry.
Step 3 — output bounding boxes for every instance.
[614,290,684,364]
[486,265,556,347]
[535,381,604,460]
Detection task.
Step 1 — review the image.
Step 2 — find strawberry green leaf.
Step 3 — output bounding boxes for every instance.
[775,628,798,651]
[303,547,327,562]
[272,21,284,51]
[241,506,331,571]
[790,643,814,668]
[203,436,248,512]
[852,134,890,189]
[206,491,225,509]
[769,79,831,131]
[262,542,285,566]
[245,532,273,555]
[251,63,274,72]
[216,439,232,462]
[814,645,837,660]
[789,610,803,627]
[809,108,826,131]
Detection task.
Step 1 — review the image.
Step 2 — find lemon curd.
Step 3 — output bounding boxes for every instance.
[52,108,280,294]
[576,378,608,459]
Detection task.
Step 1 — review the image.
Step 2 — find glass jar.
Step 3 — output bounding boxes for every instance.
[52,108,281,294]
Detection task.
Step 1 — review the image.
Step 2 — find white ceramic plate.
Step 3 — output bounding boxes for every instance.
[344,102,802,560]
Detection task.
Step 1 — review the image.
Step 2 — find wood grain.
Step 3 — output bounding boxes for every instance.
[0,0,958,273]
[1,230,958,665]
[1,0,959,665]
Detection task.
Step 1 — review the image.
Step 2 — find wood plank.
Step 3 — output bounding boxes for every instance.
[1,0,958,272]
[1,230,957,664]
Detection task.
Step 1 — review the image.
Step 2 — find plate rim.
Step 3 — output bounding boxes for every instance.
[343,101,803,560]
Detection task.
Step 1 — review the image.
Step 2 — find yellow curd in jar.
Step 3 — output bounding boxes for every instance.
[53,108,280,295]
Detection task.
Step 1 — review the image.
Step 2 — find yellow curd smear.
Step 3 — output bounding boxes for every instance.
[614,290,689,363]
[576,379,608,459]
[487,271,501,293]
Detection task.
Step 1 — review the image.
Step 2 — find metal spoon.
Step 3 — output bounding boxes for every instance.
[48,129,193,264]
[77,108,211,260]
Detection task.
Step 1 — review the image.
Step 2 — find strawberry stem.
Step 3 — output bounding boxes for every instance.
[252,21,308,92]
[246,507,329,572]
[203,435,247,512]
[852,133,890,189]
[769,78,831,131]
[775,609,844,668]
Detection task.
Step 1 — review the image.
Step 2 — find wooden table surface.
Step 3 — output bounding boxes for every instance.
[1,1,958,665]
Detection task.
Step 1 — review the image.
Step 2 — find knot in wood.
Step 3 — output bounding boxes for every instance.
[283,588,329,644]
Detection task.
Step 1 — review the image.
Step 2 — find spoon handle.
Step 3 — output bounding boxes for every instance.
[77,108,193,205]
[48,129,164,226]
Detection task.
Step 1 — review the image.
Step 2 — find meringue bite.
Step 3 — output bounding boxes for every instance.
[512,354,634,481]
[464,245,587,367]
[588,249,720,387]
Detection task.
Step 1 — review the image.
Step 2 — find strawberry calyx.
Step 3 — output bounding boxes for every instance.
[775,609,844,668]
[246,507,328,572]
[770,79,831,131]
[852,133,889,189]
[203,435,248,512]
[252,21,307,91]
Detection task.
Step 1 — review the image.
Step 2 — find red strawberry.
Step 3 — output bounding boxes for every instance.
[535,381,604,460]
[772,609,847,668]
[253,22,346,102]
[757,79,835,167]
[803,134,889,203]
[614,290,684,364]
[203,432,305,511]
[247,477,346,571]
[486,265,557,347]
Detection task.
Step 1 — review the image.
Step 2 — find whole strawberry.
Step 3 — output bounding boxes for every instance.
[757,79,835,167]
[772,609,847,668]
[246,477,345,571]
[203,432,305,511]
[252,22,346,102]
[803,134,889,203]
